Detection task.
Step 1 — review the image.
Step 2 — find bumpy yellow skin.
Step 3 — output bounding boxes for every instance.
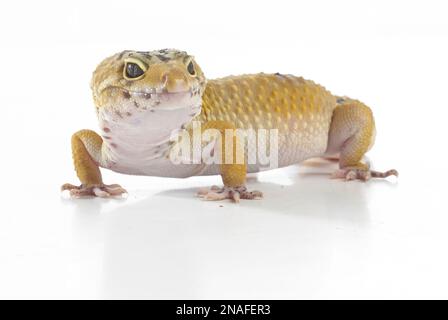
[62,49,396,200]
[200,74,375,173]
[202,74,335,130]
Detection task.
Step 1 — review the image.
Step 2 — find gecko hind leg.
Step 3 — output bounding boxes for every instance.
[326,100,398,181]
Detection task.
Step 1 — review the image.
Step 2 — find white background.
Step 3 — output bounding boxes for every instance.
[0,0,447,299]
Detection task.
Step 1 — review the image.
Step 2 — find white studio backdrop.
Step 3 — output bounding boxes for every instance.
[0,0,447,299]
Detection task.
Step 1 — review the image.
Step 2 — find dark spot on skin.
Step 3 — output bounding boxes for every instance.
[156,54,170,62]
[138,53,153,64]
[103,136,111,140]
[103,127,111,132]
[144,93,151,99]
[117,50,131,60]
[150,109,155,112]
[134,101,140,108]
[154,101,161,106]
[123,91,131,99]
[111,143,117,149]
[115,111,123,118]
[126,112,132,116]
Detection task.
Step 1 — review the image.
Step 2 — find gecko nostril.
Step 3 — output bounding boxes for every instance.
[161,71,189,93]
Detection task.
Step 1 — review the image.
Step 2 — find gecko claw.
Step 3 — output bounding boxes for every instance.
[61,183,128,198]
[197,186,263,202]
[331,168,398,181]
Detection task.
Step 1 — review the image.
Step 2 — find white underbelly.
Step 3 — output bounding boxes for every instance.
[105,154,208,178]
[102,130,330,178]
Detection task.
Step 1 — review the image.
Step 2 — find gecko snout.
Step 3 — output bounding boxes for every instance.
[161,68,191,93]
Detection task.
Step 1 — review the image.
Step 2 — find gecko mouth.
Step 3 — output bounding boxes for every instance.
[102,86,201,99]
[98,85,202,119]
[99,85,202,111]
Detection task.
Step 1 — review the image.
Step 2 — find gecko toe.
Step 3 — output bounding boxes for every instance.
[240,190,263,200]
[202,191,228,201]
[332,168,398,181]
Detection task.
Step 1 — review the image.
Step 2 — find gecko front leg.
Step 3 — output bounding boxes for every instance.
[196,121,263,202]
[61,129,127,198]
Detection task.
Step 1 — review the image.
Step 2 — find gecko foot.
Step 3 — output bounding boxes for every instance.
[197,185,263,203]
[331,168,399,181]
[61,183,128,198]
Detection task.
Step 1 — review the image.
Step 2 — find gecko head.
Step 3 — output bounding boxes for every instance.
[91,49,206,127]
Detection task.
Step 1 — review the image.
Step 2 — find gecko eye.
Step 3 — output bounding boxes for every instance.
[187,61,195,75]
[124,62,145,79]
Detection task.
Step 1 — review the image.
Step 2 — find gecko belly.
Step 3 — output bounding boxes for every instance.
[101,125,331,178]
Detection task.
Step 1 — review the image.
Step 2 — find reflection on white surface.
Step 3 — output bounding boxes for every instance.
[72,162,378,299]
[5,156,443,299]
[1,152,447,299]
